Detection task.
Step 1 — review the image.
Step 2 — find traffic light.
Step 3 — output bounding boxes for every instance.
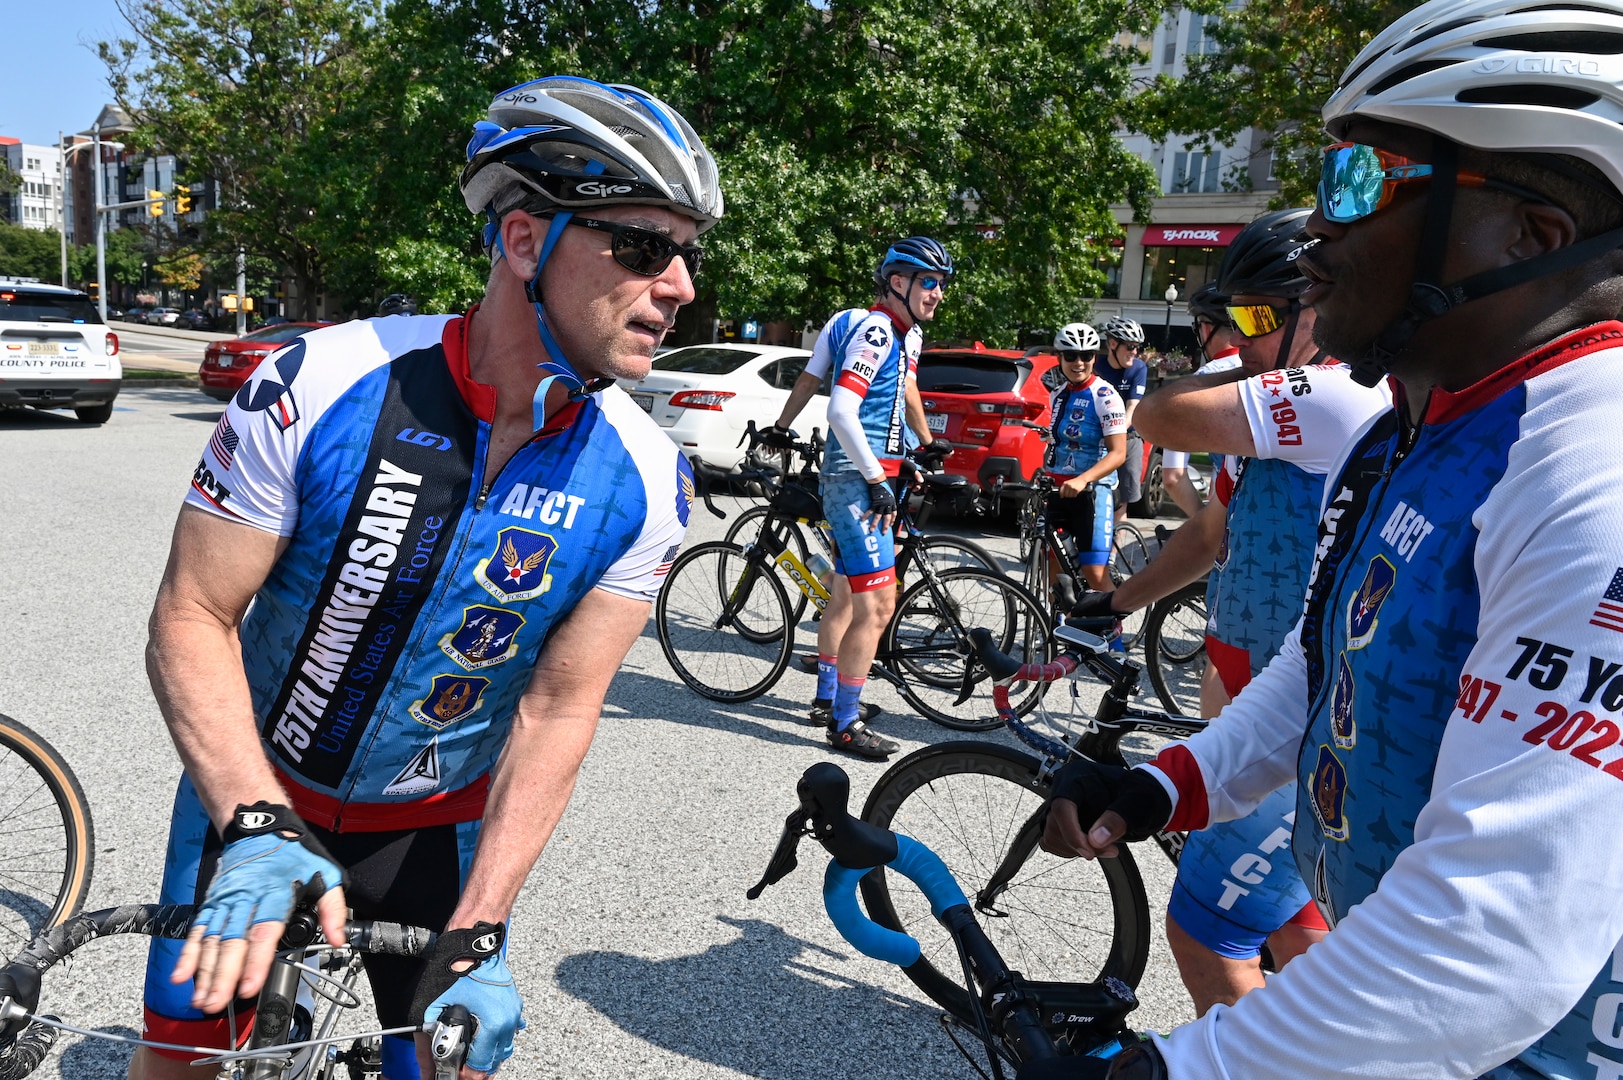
[175,185,193,215]
[147,189,164,218]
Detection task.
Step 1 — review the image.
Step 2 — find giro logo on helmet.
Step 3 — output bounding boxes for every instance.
[575,181,636,198]
[499,91,539,104]
[1472,55,1601,77]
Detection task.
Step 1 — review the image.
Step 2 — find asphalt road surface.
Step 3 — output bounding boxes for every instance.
[0,387,1196,1079]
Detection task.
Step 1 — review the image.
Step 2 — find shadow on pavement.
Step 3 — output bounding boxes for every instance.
[0,408,81,430]
[603,668,822,749]
[170,411,224,424]
[57,1024,138,1080]
[554,916,952,1079]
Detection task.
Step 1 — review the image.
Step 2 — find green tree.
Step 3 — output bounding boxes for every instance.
[1133,0,1427,206]
[0,224,63,280]
[101,0,385,319]
[68,227,147,290]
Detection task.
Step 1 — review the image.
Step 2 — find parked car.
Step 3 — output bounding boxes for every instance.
[198,322,329,401]
[0,281,121,423]
[179,309,212,330]
[617,343,831,472]
[915,343,1055,505]
[147,307,183,326]
[120,306,147,324]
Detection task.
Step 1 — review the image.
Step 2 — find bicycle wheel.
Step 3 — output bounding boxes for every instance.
[1015,492,1042,564]
[1144,582,1209,717]
[724,507,812,627]
[914,535,1001,577]
[655,542,794,702]
[859,742,1151,1023]
[0,715,95,956]
[886,569,1053,731]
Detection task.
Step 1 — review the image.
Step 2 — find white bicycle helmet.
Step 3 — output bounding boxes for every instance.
[1054,323,1100,351]
[1100,316,1145,345]
[1320,0,1623,385]
[461,76,724,233]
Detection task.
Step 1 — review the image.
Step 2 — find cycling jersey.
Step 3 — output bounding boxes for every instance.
[1143,323,1623,1080]
[1045,376,1127,483]
[805,307,920,480]
[183,313,689,832]
[1097,354,1148,406]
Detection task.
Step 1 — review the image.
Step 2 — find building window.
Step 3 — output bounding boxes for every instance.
[1170,151,1222,193]
[1186,13,1219,55]
[1139,245,1226,301]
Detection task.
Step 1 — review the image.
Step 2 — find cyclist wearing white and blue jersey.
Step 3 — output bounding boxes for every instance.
[1044,322,1127,593]
[135,77,722,1080]
[1032,6,1623,1077]
[778,237,951,760]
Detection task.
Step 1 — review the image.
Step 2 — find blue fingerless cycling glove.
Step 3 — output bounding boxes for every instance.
[412,922,527,1073]
[193,802,346,941]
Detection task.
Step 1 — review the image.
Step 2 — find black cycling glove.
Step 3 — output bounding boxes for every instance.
[1016,1038,1165,1080]
[1047,757,1172,844]
[867,480,898,518]
[1070,589,1126,619]
[916,438,953,464]
[759,424,797,450]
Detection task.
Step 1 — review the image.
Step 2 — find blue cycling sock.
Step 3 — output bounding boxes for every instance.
[816,654,839,702]
[834,674,865,732]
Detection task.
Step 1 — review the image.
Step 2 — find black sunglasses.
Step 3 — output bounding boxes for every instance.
[565,216,703,278]
[1059,351,1096,363]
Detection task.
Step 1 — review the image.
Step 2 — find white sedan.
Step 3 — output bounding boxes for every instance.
[619,343,831,471]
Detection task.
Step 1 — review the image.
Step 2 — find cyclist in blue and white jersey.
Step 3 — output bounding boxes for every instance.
[1095,317,1149,521]
[1033,5,1623,1076]
[1070,209,1390,1016]
[132,78,722,1080]
[766,238,951,759]
[1044,322,1127,595]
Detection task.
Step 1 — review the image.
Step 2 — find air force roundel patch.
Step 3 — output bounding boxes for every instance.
[474,526,557,602]
[863,324,891,349]
[235,338,307,431]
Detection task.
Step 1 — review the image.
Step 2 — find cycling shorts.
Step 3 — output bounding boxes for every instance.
[1166,782,1325,959]
[822,469,897,592]
[1044,482,1114,567]
[1205,636,1253,700]
[144,776,479,1065]
[1115,430,1145,506]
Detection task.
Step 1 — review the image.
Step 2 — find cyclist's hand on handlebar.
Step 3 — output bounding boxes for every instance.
[412,922,525,1078]
[1071,589,1127,619]
[915,438,952,466]
[1040,759,1171,860]
[1017,1037,1166,1079]
[864,478,898,532]
[759,423,798,450]
[176,802,348,1013]
[1058,475,1095,499]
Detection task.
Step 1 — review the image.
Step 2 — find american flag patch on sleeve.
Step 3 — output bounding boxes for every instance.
[1592,568,1623,635]
[208,416,240,470]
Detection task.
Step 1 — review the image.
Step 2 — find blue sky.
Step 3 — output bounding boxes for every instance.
[0,0,133,147]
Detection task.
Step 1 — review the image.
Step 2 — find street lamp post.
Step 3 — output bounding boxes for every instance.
[93,123,107,322]
[1163,283,1179,352]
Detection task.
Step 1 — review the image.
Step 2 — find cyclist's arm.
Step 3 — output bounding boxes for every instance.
[1133,367,1258,456]
[904,379,935,448]
[1238,364,1394,472]
[1105,494,1225,612]
[774,369,823,430]
[444,587,649,929]
[1069,431,1126,488]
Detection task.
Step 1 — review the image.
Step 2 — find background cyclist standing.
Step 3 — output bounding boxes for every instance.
[768,238,951,760]
[136,77,721,1080]
[1035,2,1623,1075]
[1093,316,1148,522]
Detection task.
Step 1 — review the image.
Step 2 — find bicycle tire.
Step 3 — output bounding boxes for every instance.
[1144,582,1209,717]
[886,569,1053,732]
[912,535,1001,577]
[859,742,1151,1024]
[724,506,812,627]
[0,715,95,956]
[655,542,793,702]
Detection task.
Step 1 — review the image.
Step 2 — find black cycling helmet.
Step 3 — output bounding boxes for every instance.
[378,294,418,317]
[874,236,954,287]
[1186,282,1230,324]
[1215,209,1317,299]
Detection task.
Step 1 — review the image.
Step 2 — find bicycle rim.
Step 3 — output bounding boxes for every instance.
[655,542,792,701]
[888,569,1053,732]
[859,743,1150,1024]
[914,536,1001,577]
[724,507,811,627]
[0,715,95,955]
[1145,583,1209,717]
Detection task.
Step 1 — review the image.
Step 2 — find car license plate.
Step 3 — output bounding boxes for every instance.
[926,412,947,434]
[631,392,655,413]
[26,342,60,356]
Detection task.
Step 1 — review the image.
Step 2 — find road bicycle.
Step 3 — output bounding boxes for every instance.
[1139,581,1209,717]
[855,618,1207,1020]
[751,761,1146,1079]
[0,903,475,1080]
[0,714,95,959]
[656,432,1054,731]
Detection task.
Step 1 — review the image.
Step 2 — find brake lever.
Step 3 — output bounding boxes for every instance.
[429,1003,475,1080]
[696,465,727,520]
[737,419,760,449]
[746,808,810,899]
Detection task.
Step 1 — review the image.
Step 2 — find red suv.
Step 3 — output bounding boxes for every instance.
[916,343,1061,504]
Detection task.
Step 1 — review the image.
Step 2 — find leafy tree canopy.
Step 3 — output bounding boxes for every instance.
[0,224,62,281]
[1133,0,1427,206]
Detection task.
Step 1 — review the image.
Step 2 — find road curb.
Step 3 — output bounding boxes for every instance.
[111,322,233,343]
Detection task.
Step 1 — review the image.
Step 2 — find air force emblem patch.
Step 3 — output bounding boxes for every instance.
[235,338,306,432]
[440,605,525,671]
[1346,555,1396,650]
[1310,744,1350,842]
[1331,652,1356,750]
[382,737,441,796]
[409,674,490,731]
[677,455,695,527]
[474,527,557,602]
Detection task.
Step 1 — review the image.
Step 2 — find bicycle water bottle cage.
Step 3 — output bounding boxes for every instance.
[746,764,899,899]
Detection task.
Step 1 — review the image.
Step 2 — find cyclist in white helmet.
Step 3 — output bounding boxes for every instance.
[1028,2,1623,1076]
[1095,316,1148,521]
[1042,322,1126,595]
[126,76,720,1080]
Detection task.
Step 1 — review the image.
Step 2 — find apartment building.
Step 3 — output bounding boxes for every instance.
[1,137,71,237]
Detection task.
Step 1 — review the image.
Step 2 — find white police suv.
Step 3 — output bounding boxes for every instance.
[0,279,121,423]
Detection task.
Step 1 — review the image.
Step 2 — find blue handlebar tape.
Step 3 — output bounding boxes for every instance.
[822,834,971,967]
